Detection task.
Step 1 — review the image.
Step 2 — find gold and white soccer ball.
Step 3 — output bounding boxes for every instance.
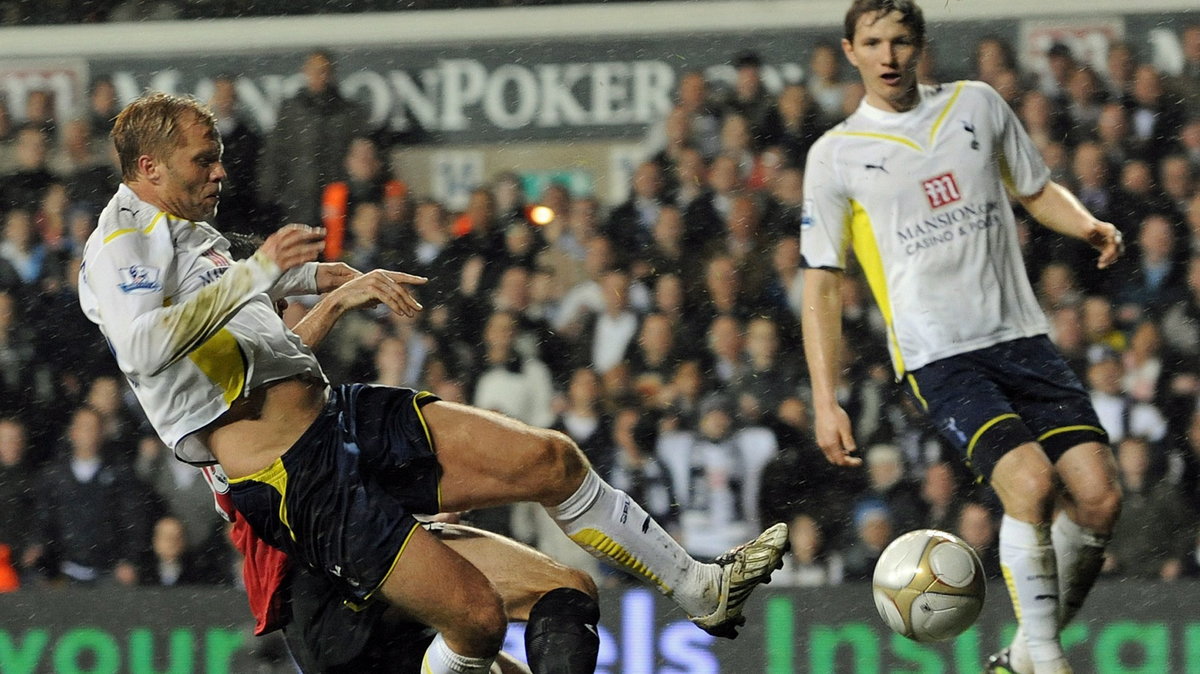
[871,528,986,642]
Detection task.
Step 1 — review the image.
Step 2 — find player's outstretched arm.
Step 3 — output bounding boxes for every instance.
[801,267,862,467]
[291,269,427,347]
[1018,181,1124,269]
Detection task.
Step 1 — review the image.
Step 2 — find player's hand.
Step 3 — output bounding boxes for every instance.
[315,262,362,293]
[258,224,326,272]
[1087,220,1124,270]
[328,269,427,317]
[814,404,862,467]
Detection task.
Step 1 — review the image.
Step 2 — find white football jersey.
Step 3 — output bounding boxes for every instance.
[80,184,325,464]
[801,81,1051,377]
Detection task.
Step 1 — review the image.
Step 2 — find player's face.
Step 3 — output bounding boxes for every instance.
[842,10,922,113]
[159,117,225,222]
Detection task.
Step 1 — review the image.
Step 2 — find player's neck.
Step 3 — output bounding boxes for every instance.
[863,87,920,114]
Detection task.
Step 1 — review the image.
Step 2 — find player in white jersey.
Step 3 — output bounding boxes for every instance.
[80,92,785,674]
[800,3,1124,673]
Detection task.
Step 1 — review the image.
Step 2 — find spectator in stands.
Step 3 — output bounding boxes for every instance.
[862,443,924,535]
[321,136,403,261]
[579,267,640,375]
[1,125,56,212]
[767,83,823,169]
[1160,254,1200,360]
[1126,64,1187,165]
[398,199,458,307]
[472,310,555,429]
[139,515,211,586]
[554,235,649,337]
[0,417,35,585]
[26,406,146,585]
[208,74,263,234]
[1017,91,1067,151]
[1159,154,1195,217]
[604,160,667,255]
[1166,23,1200,118]
[760,235,804,323]
[1101,42,1136,103]
[956,500,1002,580]
[1106,435,1189,580]
[1070,141,1116,224]
[606,403,676,535]
[83,77,120,137]
[972,36,1017,89]
[807,43,849,128]
[1064,66,1107,139]
[1113,213,1186,317]
[134,435,223,553]
[1037,262,1084,314]
[1040,42,1077,108]
[1095,102,1136,168]
[259,50,367,226]
[918,461,960,533]
[0,208,53,289]
[716,113,761,186]
[842,499,893,582]
[718,50,774,149]
[773,512,844,587]
[1180,119,1200,176]
[626,312,679,405]
[733,315,798,416]
[1086,350,1169,448]
[1081,294,1127,353]
[1049,304,1090,377]
[657,393,758,560]
[0,290,39,417]
[1121,320,1167,406]
[644,70,721,161]
[701,313,747,391]
[551,367,611,472]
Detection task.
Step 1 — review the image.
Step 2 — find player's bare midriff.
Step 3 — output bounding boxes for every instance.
[198,376,327,479]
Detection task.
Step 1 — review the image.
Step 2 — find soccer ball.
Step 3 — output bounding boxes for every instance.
[871,528,986,642]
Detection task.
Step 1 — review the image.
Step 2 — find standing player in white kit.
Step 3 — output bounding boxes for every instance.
[800,2,1125,672]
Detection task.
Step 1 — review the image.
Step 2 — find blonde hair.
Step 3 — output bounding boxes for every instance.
[111,91,217,182]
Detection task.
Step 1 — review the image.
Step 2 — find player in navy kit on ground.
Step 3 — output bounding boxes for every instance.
[80,92,786,674]
[800,2,1124,673]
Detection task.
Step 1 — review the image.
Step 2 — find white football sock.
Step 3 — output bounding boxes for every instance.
[1052,511,1108,626]
[547,469,720,617]
[1009,512,1109,672]
[999,515,1065,671]
[421,633,495,674]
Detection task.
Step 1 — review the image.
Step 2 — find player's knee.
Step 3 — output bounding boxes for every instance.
[562,566,599,600]
[450,593,508,656]
[1080,480,1122,529]
[998,465,1056,519]
[526,429,588,496]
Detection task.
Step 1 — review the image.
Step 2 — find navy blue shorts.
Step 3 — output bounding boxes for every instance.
[229,384,442,603]
[905,336,1108,481]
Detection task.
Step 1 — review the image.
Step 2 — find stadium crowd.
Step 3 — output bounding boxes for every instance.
[0,24,1199,598]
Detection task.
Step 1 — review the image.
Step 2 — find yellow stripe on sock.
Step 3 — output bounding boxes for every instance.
[1001,562,1022,623]
[571,528,670,594]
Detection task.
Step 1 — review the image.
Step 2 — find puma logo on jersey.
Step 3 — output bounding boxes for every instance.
[865,159,888,173]
[961,120,980,150]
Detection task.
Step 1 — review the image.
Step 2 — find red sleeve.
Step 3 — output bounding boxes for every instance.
[230,512,292,635]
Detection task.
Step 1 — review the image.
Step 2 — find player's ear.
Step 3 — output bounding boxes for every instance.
[841,38,859,68]
[137,154,162,183]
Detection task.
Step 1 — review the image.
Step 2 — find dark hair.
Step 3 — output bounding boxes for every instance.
[223,231,264,261]
[843,0,925,47]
